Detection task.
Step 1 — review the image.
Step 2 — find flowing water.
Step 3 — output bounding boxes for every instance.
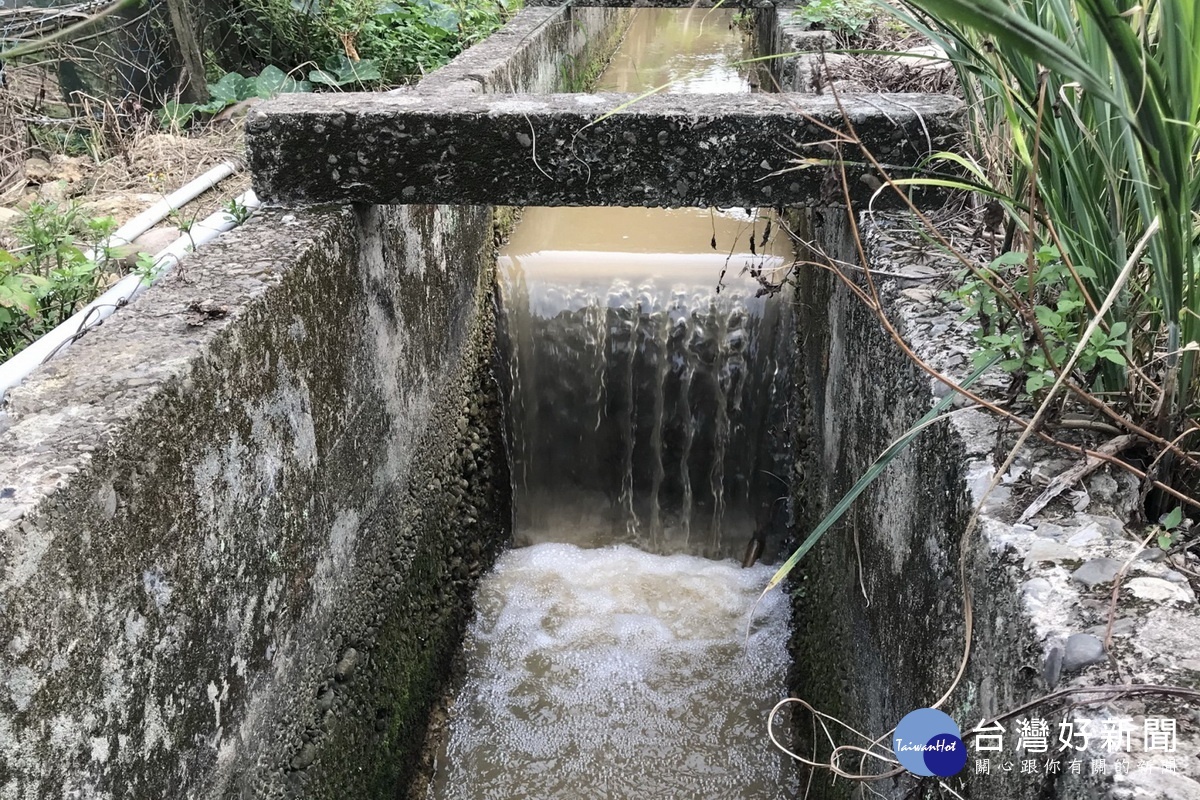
[427,10,796,799]
[500,8,794,558]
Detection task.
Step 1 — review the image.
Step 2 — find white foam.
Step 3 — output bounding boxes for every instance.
[429,543,795,799]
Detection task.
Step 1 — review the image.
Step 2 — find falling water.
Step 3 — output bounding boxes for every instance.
[499,207,793,557]
[498,8,795,558]
[427,10,797,799]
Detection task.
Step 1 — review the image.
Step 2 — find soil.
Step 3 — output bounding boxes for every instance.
[0,61,249,256]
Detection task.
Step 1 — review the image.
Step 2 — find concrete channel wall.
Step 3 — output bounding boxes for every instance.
[766,12,1200,800]
[0,8,631,800]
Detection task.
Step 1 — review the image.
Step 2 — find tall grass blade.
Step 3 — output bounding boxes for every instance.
[763,358,997,593]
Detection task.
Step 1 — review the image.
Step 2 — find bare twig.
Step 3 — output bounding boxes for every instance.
[1019,434,1138,523]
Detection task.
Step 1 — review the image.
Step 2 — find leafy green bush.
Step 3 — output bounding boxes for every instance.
[951,245,1127,395]
[0,203,119,359]
[211,0,516,87]
[308,55,383,88]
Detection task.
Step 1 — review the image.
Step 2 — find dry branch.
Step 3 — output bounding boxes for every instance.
[1018,434,1138,523]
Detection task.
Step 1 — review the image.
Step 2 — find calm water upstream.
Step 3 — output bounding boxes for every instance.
[428,9,796,798]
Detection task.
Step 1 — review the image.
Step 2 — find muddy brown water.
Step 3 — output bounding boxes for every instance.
[426,10,797,798]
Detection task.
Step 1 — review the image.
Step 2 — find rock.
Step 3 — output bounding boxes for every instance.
[1087,471,1121,504]
[1043,646,1063,689]
[334,647,359,681]
[1023,577,1053,605]
[1026,538,1080,567]
[1114,768,1200,800]
[47,154,90,184]
[900,287,935,303]
[1030,458,1075,486]
[1067,523,1104,547]
[1164,570,1187,584]
[36,180,71,204]
[22,157,53,184]
[290,741,317,770]
[1072,557,1123,588]
[112,227,180,267]
[1138,548,1166,562]
[1035,522,1068,540]
[1088,616,1136,638]
[1061,633,1106,672]
[1126,577,1194,604]
[0,206,21,230]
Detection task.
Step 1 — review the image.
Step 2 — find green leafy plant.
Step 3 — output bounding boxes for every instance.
[160,65,312,127]
[200,0,514,88]
[890,0,1200,437]
[223,197,254,225]
[308,55,383,88]
[1156,506,1186,551]
[0,202,119,358]
[133,251,161,286]
[951,245,1127,396]
[794,0,874,36]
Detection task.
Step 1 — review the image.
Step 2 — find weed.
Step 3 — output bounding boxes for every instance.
[949,245,1127,396]
[223,197,253,225]
[894,0,1200,422]
[1156,506,1186,551]
[308,55,383,88]
[793,0,873,36]
[133,251,160,285]
[217,0,515,86]
[0,202,119,358]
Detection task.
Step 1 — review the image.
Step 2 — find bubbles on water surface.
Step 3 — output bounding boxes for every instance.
[429,544,795,800]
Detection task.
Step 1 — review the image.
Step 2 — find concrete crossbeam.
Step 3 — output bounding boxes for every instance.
[247,91,962,208]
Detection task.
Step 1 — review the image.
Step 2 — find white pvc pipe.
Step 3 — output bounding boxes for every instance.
[0,189,261,404]
[96,160,241,253]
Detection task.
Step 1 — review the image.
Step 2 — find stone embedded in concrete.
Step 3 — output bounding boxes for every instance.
[1043,646,1063,688]
[1026,538,1081,566]
[1061,633,1106,672]
[1072,557,1123,588]
[1126,576,1195,604]
[246,91,963,208]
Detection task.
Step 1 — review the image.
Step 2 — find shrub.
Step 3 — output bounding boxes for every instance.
[0,203,118,359]
[210,0,517,86]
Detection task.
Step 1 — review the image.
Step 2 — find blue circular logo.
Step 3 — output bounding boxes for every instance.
[893,709,967,777]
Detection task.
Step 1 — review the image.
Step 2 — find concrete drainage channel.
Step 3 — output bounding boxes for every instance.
[2,5,1199,800]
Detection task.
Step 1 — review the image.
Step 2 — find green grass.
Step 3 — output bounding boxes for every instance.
[890,0,1200,439]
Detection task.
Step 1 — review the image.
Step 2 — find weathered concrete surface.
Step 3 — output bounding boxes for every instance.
[788,208,1200,799]
[0,203,510,799]
[246,91,962,208]
[755,6,838,92]
[416,6,632,94]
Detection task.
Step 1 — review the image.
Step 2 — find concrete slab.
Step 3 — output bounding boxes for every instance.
[247,90,962,207]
